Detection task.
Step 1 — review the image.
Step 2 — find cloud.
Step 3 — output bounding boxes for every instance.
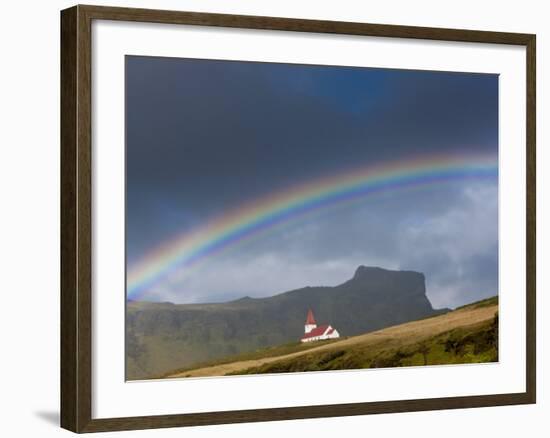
[126,57,498,263]
[396,181,498,307]
[148,180,498,309]
[126,56,498,308]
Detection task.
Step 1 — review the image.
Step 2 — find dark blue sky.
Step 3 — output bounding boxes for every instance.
[126,56,498,308]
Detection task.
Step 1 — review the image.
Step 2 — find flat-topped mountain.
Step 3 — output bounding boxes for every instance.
[126,266,448,380]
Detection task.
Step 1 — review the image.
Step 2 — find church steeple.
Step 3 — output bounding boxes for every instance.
[304,309,317,334]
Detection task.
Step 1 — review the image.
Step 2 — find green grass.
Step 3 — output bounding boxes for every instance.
[228,312,498,375]
[158,338,342,378]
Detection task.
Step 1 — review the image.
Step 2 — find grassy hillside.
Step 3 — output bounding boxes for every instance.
[164,296,498,379]
[232,313,498,375]
[158,339,340,378]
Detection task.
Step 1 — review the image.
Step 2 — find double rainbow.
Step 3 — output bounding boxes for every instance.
[127,153,497,301]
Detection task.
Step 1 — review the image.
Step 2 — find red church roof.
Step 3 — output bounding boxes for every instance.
[301,324,330,340]
[305,309,316,325]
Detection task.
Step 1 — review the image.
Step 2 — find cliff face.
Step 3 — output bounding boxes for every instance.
[126,266,447,380]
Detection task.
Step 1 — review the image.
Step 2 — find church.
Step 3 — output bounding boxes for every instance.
[300,309,340,343]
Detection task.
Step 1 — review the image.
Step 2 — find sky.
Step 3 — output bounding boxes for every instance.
[126,55,498,309]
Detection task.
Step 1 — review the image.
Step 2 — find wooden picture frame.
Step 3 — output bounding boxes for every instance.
[61,4,536,433]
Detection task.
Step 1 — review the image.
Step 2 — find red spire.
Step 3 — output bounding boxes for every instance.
[306,309,316,325]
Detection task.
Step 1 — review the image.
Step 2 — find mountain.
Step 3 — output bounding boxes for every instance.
[126,266,449,380]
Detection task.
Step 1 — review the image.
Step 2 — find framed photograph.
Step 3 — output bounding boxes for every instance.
[60,5,536,433]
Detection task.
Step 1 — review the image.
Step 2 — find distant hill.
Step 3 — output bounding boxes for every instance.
[127,266,450,380]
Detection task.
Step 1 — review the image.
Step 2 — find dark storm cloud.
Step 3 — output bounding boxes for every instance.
[126,56,498,307]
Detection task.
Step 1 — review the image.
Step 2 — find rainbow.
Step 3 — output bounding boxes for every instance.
[127,153,497,300]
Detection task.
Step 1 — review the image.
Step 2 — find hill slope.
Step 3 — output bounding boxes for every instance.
[165,298,498,378]
[127,266,449,380]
